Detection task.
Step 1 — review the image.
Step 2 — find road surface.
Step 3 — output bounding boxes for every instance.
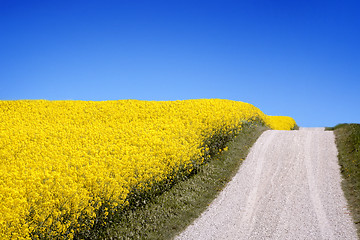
[175,128,358,240]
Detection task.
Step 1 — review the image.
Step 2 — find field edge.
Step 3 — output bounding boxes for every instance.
[332,123,360,238]
[78,123,269,239]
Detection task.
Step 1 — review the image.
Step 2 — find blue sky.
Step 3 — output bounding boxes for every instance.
[1,0,359,127]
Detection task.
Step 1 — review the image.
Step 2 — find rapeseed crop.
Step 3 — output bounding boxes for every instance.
[0,99,296,239]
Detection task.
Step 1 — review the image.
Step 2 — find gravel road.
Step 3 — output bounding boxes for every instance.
[175,128,358,240]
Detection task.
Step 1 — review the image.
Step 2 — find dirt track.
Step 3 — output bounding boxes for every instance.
[175,128,358,240]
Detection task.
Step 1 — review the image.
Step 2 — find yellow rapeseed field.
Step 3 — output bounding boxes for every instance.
[0,99,296,239]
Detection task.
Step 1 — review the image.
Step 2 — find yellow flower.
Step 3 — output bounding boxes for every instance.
[0,99,296,239]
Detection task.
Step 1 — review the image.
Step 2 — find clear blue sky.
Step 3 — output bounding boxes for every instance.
[1,0,359,127]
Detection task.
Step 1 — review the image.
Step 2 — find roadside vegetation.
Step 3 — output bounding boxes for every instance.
[77,122,269,239]
[331,124,360,237]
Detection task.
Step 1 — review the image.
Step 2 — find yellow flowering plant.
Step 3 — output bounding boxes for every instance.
[0,99,296,239]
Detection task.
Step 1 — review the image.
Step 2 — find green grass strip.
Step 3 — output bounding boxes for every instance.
[76,123,268,239]
[333,123,360,237]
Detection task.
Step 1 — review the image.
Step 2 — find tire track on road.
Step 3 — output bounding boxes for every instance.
[237,130,275,238]
[304,130,334,239]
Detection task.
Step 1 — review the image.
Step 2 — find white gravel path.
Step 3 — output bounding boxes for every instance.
[175,128,358,240]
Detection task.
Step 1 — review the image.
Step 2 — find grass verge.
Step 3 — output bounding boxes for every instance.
[75,122,268,239]
[332,123,360,237]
